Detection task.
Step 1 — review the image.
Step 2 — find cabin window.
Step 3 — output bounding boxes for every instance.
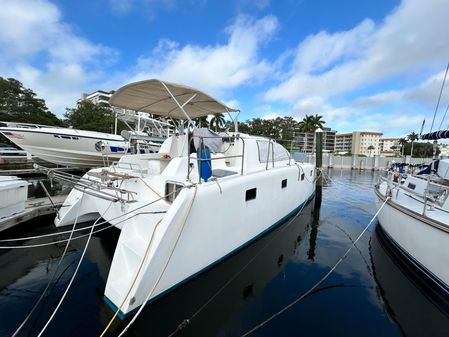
[165,182,184,203]
[281,179,287,188]
[407,183,416,190]
[246,188,257,201]
[301,173,305,181]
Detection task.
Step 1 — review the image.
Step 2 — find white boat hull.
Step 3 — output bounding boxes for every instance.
[0,127,160,168]
[375,187,449,291]
[0,176,28,219]
[57,160,315,318]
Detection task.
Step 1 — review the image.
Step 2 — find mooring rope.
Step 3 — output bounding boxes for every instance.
[11,195,85,337]
[99,218,163,337]
[0,190,178,246]
[165,193,312,337]
[116,184,198,337]
[36,201,113,337]
[239,196,391,337]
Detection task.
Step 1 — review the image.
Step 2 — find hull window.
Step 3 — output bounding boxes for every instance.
[281,179,287,188]
[165,182,184,203]
[245,188,257,201]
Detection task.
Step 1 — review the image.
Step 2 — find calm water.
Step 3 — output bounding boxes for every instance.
[1,169,448,337]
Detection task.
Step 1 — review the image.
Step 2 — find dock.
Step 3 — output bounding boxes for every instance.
[0,195,66,233]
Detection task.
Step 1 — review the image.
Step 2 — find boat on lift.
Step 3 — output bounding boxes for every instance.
[47,79,316,320]
[375,131,449,298]
[0,111,171,168]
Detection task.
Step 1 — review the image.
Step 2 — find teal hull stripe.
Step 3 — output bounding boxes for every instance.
[103,191,315,320]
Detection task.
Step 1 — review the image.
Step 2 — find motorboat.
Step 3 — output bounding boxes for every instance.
[0,176,29,219]
[374,158,449,297]
[0,111,171,168]
[47,79,316,320]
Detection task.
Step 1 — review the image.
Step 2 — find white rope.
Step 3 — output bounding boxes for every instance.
[0,190,178,246]
[36,200,113,337]
[239,196,391,337]
[99,218,163,337]
[11,196,85,337]
[166,193,313,337]
[117,184,198,337]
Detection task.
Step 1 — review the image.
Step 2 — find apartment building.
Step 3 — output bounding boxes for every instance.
[293,127,336,153]
[77,90,115,106]
[335,131,383,156]
[335,133,353,153]
[380,138,400,156]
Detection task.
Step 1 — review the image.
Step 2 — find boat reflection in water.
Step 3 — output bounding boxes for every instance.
[0,198,315,337]
[371,225,449,337]
[115,199,315,337]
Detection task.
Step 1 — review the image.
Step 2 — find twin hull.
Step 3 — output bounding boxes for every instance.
[375,192,449,291]
[59,163,315,317]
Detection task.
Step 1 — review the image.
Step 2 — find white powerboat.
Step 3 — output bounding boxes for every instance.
[375,159,449,296]
[49,79,316,320]
[0,112,171,168]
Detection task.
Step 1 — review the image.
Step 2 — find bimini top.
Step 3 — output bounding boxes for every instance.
[421,130,449,140]
[109,79,239,119]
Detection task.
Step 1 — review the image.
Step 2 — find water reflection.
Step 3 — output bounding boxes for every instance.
[1,170,449,337]
[125,200,315,337]
[371,225,449,337]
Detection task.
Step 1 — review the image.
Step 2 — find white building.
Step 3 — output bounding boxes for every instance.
[293,127,336,153]
[335,131,383,156]
[77,90,115,106]
[380,138,401,156]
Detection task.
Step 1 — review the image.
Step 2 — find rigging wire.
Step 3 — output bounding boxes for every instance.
[431,61,449,133]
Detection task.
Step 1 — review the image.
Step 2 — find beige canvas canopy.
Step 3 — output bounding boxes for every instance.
[109,79,239,119]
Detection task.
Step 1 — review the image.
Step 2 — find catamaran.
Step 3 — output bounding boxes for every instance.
[43,79,316,321]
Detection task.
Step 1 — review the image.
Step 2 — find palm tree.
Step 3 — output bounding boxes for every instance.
[398,138,407,156]
[210,113,225,131]
[407,132,419,158]
[298,114,325,132]
[194,116,209,128]
[367,145,375,157]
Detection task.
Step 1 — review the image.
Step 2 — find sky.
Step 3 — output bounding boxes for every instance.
[0,0,448,137]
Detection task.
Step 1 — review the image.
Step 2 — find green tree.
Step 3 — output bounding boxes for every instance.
[0,77,62,125]
[194,116,209,128]
[210,113,226,131]
[64,101,119,133]
[398,138,408,156]
[403,142,438,158]
[298,114,325,132]
[407,132,420,158]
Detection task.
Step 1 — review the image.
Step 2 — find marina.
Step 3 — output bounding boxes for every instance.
[1,169,448,336]
[1,1,449,335]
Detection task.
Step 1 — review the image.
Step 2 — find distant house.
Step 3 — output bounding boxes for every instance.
[380,138,401,157]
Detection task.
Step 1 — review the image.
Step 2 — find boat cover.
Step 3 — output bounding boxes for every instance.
[192,128,223,153]
[109,79,239,119]
[421,130,449,140]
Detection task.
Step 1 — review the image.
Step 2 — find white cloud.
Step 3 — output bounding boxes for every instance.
[263,0,449,136]
[266,0,449,103]
[127,15,278,97]
[0,0,118,115]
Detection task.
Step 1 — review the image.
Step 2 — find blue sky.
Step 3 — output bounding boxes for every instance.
[0,0,448,137]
